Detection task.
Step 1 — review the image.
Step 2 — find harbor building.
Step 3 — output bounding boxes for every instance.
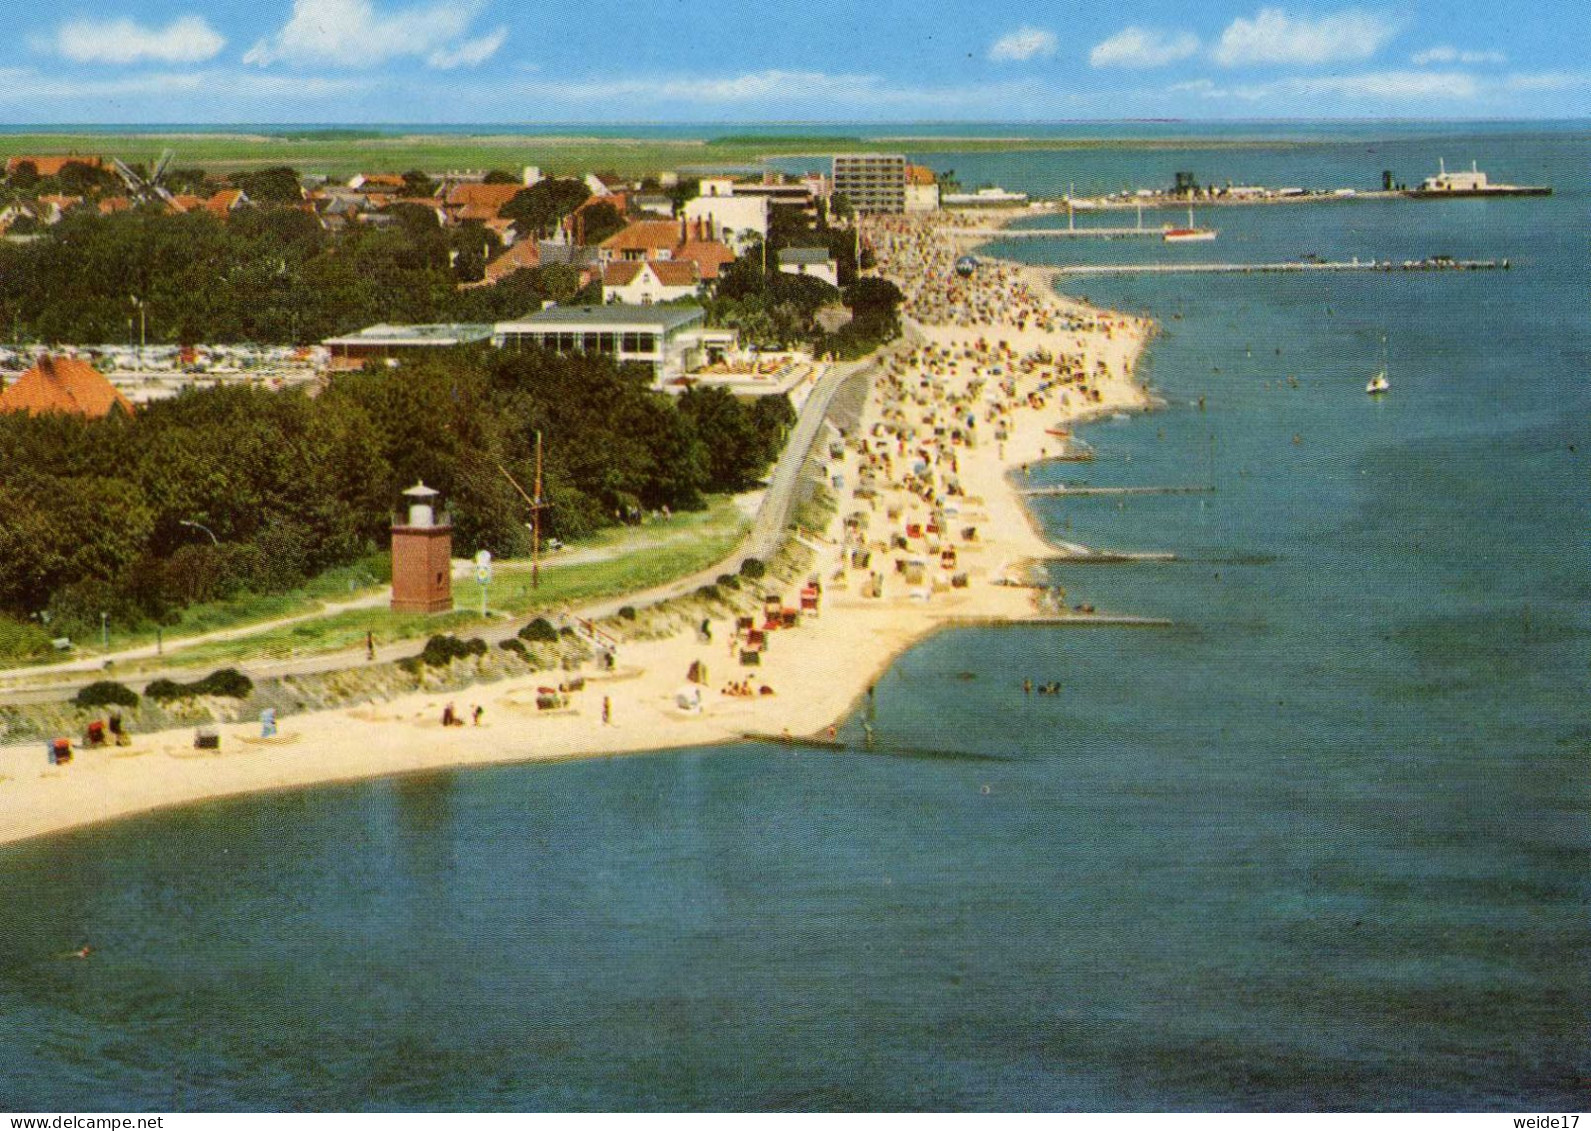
[832,154,907,214]
[322,324,495,370]
[493,304,719,382]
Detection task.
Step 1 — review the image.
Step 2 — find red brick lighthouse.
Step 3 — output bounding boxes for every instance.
[390,482,453,614]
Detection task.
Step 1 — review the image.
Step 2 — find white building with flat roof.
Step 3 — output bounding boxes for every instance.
[777,247,839,288]
[682,194,768,252]
[494,304,709,381]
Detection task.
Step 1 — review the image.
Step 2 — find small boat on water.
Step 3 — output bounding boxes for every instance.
[1164,205,1217,243]
[1366,337,1390,396]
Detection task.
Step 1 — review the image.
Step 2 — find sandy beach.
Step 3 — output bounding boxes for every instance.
[0,211,1155,849]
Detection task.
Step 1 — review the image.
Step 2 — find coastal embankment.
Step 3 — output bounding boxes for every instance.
[0,209,1156,849]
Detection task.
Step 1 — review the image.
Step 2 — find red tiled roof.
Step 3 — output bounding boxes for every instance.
[648,259,700,286]
[98,196,132,214]
[677,239,735,280]
[599,219,682,253]
[0,355,132,418]
[603,260,700,289]
[446,183,523,213]
[204,189,245,216]
[602,261,645,286]
[905,164,937,185]
[7,155,103,177]
[483,240,541,281]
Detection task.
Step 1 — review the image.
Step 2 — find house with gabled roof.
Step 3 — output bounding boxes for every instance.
[0,355,132,418]
[602,260,701,305]
[446,182,524,220]
[348,173,406,192]
[598,219,688,264]
[467,240,542,288]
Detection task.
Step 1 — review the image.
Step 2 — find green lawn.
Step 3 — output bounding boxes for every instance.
[147,498,749,669]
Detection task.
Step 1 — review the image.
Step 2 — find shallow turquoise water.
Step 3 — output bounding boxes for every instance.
[1,127,1586,1111]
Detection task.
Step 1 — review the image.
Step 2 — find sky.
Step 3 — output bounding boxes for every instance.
[2,0,1589,123]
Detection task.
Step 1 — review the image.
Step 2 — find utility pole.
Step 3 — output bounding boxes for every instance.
[532,431,544,589]
[493,434,551,589]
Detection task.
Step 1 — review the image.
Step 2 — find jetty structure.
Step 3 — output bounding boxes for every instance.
[1405,159,1551,198]
[1051,257,1511,277]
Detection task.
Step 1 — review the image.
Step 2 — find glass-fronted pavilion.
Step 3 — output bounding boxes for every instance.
[494,304,706,380]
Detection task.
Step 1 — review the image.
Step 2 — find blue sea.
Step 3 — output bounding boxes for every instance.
[1,124,1586,1112]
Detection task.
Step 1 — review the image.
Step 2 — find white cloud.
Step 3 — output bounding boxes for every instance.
[49,15,225,64]
[427,29,507,69]
[1090,26,1202,68]
[988,27,1058,62]
[244,0,504,68]
[1412,45,1507,66]
[1213,8,1398,67]
[1175,69,1479,101]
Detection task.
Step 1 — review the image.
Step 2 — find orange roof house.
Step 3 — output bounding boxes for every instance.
[203,189,248,217]
[0,355,132,418]
[446,182,524,216]
[598,219,687,262]
[474,240,542,286]
[6,155,104,178]
[678,236,736,281]
[597,217,737,279]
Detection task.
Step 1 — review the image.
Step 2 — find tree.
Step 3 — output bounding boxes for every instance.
[501,178,590,239]
[230,166,304,204]
[678,386,762,491]
[577,201,626,247]
[401,169,438,197]
[7,161,38,192]
[482,169,520,184]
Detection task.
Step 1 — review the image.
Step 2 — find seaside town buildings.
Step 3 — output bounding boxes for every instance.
[0,149,920,398]
[832,154,907,213]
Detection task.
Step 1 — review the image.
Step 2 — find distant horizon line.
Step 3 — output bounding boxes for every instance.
[0,116,1585,129]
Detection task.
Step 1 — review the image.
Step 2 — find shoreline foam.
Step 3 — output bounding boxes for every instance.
[0,210,1156,850]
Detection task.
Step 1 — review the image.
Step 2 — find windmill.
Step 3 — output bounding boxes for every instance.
[110,148,179,208]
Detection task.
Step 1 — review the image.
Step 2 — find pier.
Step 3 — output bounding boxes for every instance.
[1052,258,1509,276]
[963,226,1177,240]
[1019,485,1216,497]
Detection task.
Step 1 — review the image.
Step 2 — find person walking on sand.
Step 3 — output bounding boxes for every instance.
[602,696,612,726]
[472,705,484,726]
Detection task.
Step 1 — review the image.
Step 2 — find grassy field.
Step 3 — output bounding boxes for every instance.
[133,497,750,670]
[0,130,1304,179]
